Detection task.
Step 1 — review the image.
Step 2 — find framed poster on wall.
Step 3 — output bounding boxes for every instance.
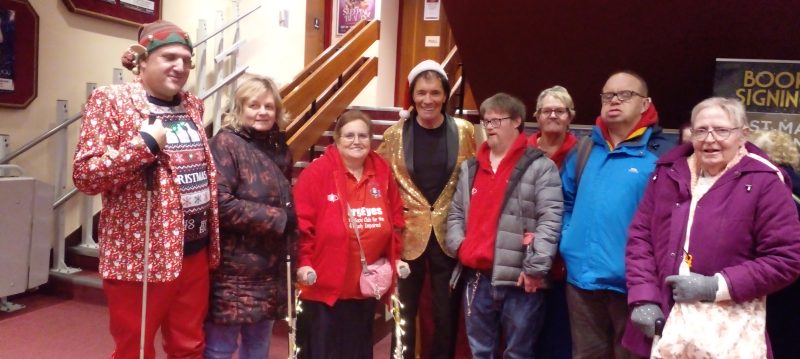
[336,0,376,36]
[0,0,37,109]
[62,0,161,27]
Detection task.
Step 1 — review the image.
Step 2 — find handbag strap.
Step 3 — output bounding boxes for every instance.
[346,203,370,273]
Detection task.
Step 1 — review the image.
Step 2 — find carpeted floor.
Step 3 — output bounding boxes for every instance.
[0,293,391,358]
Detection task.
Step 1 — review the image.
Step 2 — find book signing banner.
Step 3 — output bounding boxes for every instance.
[714,58,800,147]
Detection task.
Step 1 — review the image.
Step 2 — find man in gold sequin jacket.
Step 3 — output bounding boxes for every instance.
[378,59,477,359]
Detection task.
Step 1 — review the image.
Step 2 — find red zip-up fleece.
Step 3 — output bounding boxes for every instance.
[459,133,528,271]
[528,131,578,169]
[294,145,404,306]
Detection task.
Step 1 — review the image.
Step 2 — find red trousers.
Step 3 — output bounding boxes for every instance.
[103,249,209,359]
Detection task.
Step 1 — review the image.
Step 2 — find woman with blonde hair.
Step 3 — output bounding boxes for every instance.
[205,76,295,359]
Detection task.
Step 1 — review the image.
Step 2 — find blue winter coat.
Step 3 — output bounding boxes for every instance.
[559,125,671,294]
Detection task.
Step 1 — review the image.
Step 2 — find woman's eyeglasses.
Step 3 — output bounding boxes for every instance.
[340,132,371,143]
[689,127,741,141]
[538,108,569,117]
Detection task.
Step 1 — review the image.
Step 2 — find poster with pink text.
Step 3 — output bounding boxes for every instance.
[337,0,376,36]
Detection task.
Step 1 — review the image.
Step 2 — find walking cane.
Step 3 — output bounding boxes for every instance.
[285,200,309,359]
[140,116,158,359]
[286,249,297,359]
[650,318,666,359]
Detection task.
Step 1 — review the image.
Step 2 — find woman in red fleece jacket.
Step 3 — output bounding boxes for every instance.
[293,110,406,359]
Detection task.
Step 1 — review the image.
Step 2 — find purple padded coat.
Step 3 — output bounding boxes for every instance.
[622,142,800,357]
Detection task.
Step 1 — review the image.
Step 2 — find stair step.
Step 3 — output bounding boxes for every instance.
[45,270,105,305]
[65,245,99,272]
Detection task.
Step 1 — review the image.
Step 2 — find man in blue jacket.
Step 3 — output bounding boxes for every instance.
[559,71,671,359]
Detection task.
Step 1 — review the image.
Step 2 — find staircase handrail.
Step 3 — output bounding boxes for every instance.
[193,5,261,47]
[284,20,380,136]
[0,111,83,165]
[287,57,380,161]
[279,20,368,99]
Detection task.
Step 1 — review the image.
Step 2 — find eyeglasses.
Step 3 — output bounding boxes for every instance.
[480,116,512,128]
[538,107,569,117]
[480,117,512,128]
[600,90,645,104]
[689,127,741,141]
[340,132,371,143]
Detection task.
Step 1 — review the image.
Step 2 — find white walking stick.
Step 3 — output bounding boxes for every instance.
[140,116,157,359]
[286,251,297,359]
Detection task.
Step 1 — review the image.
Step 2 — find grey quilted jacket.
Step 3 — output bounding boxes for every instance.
[446,147,563,287]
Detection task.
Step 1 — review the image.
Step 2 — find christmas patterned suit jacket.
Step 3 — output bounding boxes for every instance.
[73,80,220,282]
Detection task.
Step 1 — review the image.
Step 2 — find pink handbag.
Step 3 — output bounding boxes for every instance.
[347,204,393,299]
[358,257,393,299]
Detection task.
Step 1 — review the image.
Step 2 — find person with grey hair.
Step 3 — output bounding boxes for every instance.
[529,85,577,359]
[446,92,562,358]
[623,97,800,357]
[529,85,578,167]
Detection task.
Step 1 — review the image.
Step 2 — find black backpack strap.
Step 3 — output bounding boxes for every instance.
[574,135,593,190]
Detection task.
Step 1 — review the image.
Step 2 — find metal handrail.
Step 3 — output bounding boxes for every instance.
[193,5,260,46]
[0,111,83,164]
[53,187,78,209]
[2,6,263,167]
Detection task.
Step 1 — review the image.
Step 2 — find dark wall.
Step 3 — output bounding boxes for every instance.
[443,1,800,128]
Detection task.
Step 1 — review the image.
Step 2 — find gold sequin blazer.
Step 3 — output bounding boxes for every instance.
[378,115,476,260]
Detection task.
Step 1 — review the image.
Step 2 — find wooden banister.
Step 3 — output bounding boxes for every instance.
[282,20,380,127]
[287,57,379,161]
[442,46,461,82]
[279,20,369,99]
[442,46,465,114]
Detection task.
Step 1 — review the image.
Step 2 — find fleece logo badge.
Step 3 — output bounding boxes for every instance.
[370,186,382,198]
[327,193,338,202]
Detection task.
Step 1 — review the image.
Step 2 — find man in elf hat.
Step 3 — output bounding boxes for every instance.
[378,59,478,359]
[73,20,220,359]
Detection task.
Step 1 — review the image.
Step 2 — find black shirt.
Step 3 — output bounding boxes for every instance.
[411,118,449,205]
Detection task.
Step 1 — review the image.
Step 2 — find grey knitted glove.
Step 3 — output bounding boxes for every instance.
[631,304,664,338]
[396,260,411,279]
[665,273,718,303]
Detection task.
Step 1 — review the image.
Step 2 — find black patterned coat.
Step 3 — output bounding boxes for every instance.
[207,127,294,324]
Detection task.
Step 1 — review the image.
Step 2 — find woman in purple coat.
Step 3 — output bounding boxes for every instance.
[622,97,800,357]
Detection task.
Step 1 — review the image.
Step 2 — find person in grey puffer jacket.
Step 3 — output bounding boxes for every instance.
[445,93,563,358]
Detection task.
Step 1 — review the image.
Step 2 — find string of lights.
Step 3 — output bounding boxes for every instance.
[391,291,406,359]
